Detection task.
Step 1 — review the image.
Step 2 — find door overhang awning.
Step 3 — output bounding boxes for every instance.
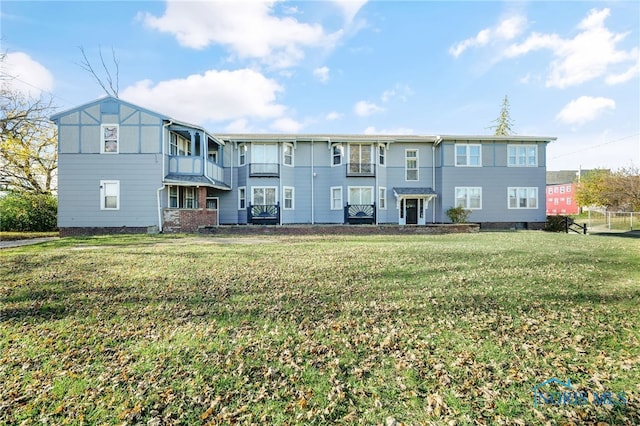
[393,187,437,200]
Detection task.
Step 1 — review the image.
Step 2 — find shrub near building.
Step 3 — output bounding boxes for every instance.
[0,192,58,232]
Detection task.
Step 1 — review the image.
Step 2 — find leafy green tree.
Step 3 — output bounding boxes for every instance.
[576,167,640,211]
[489,95,515,136]
[0,191,57,231]
[575,169,611,208]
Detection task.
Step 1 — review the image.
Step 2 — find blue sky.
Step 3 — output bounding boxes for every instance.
[2,0,639,171]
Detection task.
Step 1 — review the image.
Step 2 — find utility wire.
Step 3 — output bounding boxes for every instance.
[551,133,640,159]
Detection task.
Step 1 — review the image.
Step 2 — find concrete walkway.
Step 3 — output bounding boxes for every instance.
[0,237,59,249]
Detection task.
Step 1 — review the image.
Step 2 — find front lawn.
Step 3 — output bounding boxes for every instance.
[1,233,638,424]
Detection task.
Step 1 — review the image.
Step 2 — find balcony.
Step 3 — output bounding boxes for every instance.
[248,203,280,225]
[250,163,280,177]
[346,163,375,177]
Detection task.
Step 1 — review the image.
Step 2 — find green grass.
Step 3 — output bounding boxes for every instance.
[1,232,639,424]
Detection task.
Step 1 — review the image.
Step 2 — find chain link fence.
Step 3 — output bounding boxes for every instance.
[587,209,640,231]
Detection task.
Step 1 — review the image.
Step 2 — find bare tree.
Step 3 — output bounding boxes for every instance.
[78,46,120,97]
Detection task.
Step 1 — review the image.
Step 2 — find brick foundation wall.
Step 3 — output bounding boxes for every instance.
[200,223,480,235]
[479,222,546,230]
[59,227,153,237]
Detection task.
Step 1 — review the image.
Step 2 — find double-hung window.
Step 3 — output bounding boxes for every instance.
[283,144,294,166]
[206,188,218,209]
[332,144,343,166]
[508,145,537,166]
[378,145,386,166]
[455,187,482,209]
[508,187,538,209]
[238,144,247,165]
[170,133,191,156]
[283,186,294,210]
[330,187,343,210]
[455,144,481,166]
[101,124,119,154]
[405,150,418,181]
[100,180,119,210]
[238,187,246,210]
[378,187,386,209]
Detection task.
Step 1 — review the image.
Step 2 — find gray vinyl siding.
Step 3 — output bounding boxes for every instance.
[58,154,162,227]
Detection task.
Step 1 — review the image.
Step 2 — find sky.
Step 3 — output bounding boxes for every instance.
[1,0,639,171]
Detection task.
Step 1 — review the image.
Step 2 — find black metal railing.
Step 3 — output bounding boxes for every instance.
[564,217,587,234]
[344,203,376,224]
[250,163,280,177]
[346,163,375,177]
[248,203,280,225]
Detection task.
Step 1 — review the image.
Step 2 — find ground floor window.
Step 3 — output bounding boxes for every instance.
[206,188,218,210]
[252,187,277,205]
[331,187,342,210]
[508,187,538,209]
[100,180,119,210]
[283,186,294,210]
[348,186,373,205]
[169,186,198,208]
[238,187,246,210]
[378,187,386,209]
[455,187,482,209]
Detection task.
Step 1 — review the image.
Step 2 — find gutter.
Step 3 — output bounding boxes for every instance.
[157,120,173,232]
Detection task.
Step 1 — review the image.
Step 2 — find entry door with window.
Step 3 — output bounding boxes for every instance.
[405,199,418,224]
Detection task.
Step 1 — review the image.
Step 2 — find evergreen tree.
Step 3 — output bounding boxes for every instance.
[490,95,515,136]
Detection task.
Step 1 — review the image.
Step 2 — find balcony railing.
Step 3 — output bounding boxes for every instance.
[346,163,375,177]
[344,203,376,224]
[206,159,223,182]
[248,203,280,225]
[250,163,280,177]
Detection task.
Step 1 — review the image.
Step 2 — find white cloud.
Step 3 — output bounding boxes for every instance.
[313,66,330,83]
[450,15,526,58]
[381,83,413,102]
[354,100,384,116]
[556,96,615,125]
[332,0,368,24]
[141,1,341,69]
[326,111,343,121]
[224,118,252,133]
[270,117,304,132]
[0,52,54,98]
[605,55,640,85]
[120,69,285,124]
[364,126,414,135]
[504,8,638,88]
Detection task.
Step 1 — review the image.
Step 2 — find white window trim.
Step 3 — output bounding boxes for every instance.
[331,144,343,167]
[283,143,294,167]
[101,124,119,154]
[251,186,278,205]
[100,180,120,210]
[238,186,246,210]
[330,186,343,210]
[283,186,295,210]
[454,187,482,210]
[238,144,246,166]
[405,149,419,182]
[507,187,539,209]
[347,186,374,205]
[379,187,387,209]
[455,143,482,167]
[507,144,538,167]
[378,144,386,167]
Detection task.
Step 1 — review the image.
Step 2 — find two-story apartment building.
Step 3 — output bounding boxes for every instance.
[51,97,555,235]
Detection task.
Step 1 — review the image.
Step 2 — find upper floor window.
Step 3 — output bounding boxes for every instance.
[378,145,386,166]
[332,144,343,166]
[455,187,482,209]
[283,144,294,166]
[101,124,119,154]
[508,187,538,209]
[100,180,119,210]
[170,133,191,156]
[251,144,279,176]
[455,144,481,166]
[508,145,537,167]
[405,150,418,181]
[238,144,246,165]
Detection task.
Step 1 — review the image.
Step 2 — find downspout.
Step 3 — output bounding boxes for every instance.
[311,139,315,224]
[157,120,173,232]
[375,139,379,225]
[432,136,442,224]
